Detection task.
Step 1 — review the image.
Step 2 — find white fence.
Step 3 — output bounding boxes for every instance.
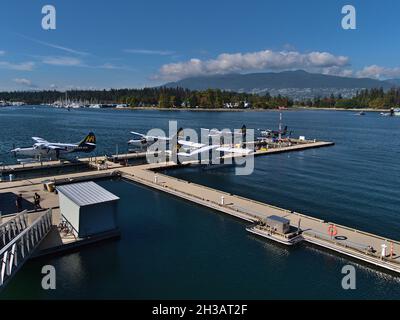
[0,209,52,288]
[0,211,29,248]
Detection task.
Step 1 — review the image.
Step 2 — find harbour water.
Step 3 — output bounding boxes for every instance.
[1,106,400,299]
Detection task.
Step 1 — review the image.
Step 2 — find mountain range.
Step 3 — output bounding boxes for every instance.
[164,70,397,99]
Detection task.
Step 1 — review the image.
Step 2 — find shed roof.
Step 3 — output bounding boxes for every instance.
[57,181,119,207]
[267,215,290,224]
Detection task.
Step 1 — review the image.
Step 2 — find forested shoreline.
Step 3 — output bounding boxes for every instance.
[0,87,399,109]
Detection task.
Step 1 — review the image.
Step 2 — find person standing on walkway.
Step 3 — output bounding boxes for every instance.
[16,194,23,212]
[34,193,41,211]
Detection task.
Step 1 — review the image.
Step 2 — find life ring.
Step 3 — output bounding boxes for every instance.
[328,225,338,237]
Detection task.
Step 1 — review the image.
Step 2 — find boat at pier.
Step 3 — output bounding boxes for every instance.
[246,215,304,246]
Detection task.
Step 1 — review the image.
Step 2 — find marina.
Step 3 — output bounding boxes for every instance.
[2,133,400,290]
[1,107,400,299]
[3,0,400,304]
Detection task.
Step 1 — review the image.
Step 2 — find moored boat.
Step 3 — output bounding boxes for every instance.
[246,215,304,246]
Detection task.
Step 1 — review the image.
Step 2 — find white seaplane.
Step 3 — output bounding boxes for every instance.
[128,126,253,159]
[11,132,96,163]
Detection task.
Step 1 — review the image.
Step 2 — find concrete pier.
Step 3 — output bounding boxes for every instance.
[120,165,400,274]
[6,139,398,276]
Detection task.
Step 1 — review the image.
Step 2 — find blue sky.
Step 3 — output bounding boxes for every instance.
[1,0,400,90]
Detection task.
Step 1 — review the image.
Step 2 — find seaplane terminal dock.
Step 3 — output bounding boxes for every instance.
[1,138,400,289]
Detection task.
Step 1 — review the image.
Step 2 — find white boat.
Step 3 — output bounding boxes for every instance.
[246,225,304,246]
[381,108,400,117]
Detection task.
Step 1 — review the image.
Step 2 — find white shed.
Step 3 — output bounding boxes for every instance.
[57,181,120,238]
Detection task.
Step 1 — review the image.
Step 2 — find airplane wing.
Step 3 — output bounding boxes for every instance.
[216,146,252,155]
[131,131,170,141]
[32,137,49,144]
[178,145,218,157]
[178,140,206,148]
[147,135,170,141]
[130,131,146,138]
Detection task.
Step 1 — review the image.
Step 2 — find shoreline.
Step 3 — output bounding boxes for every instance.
[117,106,392,112]
[16,105,393,113]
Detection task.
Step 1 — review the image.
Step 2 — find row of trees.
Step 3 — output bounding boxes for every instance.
[0,87,293,109]
[1,86,399,109]
[154,88,293,109]
[298,88,400,109]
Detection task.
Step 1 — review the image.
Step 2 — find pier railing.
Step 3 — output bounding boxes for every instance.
[0,209,53,288]
[0,211,29,248]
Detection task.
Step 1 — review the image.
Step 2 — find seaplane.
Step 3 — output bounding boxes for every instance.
[128,128,205,153]
[258,125,292,139]
[128,131,171,149]
[176,125,253,159]
[201,125,247,138]
[127,126,253,161]
[11,132,96,162]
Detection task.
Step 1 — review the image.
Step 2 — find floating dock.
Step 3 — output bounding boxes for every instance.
[120,165,400,274]
[2,138,400,282]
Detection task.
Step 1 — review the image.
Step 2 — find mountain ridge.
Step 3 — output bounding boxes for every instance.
[163,70,394,99]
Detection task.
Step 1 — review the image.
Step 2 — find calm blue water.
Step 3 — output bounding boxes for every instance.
[1,106,400,299]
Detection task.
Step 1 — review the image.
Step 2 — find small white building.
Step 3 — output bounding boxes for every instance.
[57,181,120,238]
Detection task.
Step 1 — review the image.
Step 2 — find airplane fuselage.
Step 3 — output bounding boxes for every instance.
[13,146,57,158]
[12,132,96,161]
[14,143,94,159]
[128,138,159,149]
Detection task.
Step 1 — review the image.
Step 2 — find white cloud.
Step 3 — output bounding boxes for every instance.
[0,61,35,71]
[321,66,354,77]
[124,49,175,56]
[157,49,350,80]
[97,63,133,71]
[356,65,400,79]
[40,56,133,71]
[13,78,36,88]
[42,56,82,66]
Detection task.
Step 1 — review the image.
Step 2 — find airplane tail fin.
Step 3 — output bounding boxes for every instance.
[78,132,96,151]
[241,125,247,148]
[177,127,184,139]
